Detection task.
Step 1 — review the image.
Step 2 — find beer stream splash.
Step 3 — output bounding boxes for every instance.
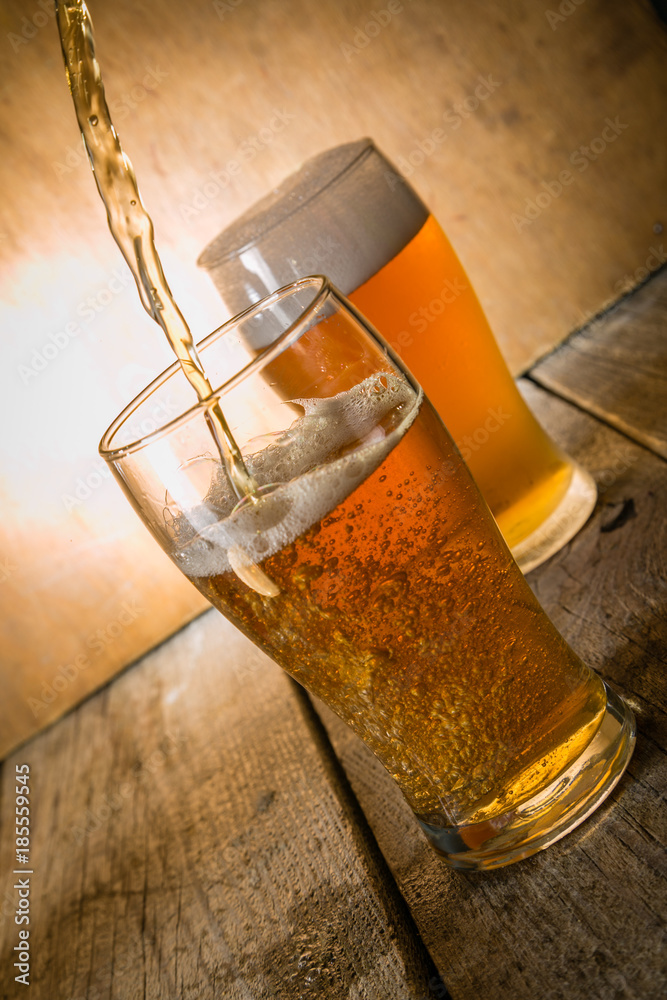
[55,0,257,501]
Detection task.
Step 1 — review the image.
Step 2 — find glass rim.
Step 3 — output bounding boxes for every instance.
[99,274,330,462]
[198,138,375,269]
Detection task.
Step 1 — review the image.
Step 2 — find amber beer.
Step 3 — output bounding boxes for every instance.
[188,384,605,828]
[348,214,572,547]
[101,278,634,869]
[199,139,596,570]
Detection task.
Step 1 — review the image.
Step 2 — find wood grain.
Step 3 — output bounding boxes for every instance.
[1,0,667,756]
[1,219,665,1000]
[0,611,441,1000]
[531,267,667,460]
[314,380,667,1000]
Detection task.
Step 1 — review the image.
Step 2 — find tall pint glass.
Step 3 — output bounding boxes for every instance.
[100,277,634,870]
[198,139,596,573]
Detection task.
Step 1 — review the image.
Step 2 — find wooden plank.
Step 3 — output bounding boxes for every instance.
[2,0,667,756]
[531,267,667,459]
[0,611,441,999]
[313,381,667,1000]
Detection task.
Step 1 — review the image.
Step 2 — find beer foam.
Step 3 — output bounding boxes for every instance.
[198,140,429,330]
[173,373,420,580]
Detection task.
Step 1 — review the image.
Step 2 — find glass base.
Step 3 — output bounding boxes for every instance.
[418,683,636,871]
[511,463,597,574]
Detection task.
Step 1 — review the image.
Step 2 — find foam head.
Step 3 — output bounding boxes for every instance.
[173,372,420,581]
[198,139,428,319]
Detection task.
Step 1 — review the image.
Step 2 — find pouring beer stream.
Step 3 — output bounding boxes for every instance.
[55,0,255,499]
[55,0,282,596]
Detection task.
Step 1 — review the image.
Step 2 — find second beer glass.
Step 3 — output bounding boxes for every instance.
[198,139,597,572]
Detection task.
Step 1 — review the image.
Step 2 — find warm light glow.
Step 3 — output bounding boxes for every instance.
[0,248,224,522]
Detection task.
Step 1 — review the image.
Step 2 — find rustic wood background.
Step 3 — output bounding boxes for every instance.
[0,0,665,756]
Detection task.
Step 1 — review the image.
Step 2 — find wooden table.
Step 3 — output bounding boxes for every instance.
[1,270,665,999]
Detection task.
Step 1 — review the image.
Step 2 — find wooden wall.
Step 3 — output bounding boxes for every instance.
[0,0,665,757]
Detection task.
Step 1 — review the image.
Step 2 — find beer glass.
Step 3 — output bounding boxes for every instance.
[100,276,634,870]
[198,139,597,573]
